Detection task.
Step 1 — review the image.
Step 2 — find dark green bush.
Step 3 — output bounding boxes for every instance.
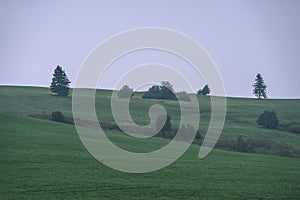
[256,110,279,129]
[236,135,248,152]
[51,111,65,122]
[117,85,133,98]
[215,137,300,157]
[288,124,300,134]
[142,85,176,100]
[155,114,172,138]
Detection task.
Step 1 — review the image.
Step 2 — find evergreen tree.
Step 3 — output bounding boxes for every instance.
[50,66,71,96]
[197,84,210,95]
[253,73,267,99]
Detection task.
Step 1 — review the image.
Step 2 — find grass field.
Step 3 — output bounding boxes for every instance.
[0,86,300,199]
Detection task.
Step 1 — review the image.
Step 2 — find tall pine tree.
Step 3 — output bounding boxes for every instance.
[252,73,267,99]
[197,84,210,95]
[50,66,71,96]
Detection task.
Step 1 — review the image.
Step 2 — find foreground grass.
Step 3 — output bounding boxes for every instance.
[1,86,300,198]
[1,114,300,199]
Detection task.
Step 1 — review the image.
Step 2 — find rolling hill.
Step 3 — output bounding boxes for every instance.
[0,86,300,199]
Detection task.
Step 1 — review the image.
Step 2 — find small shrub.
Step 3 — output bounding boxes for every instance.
[236,135,248,152]
[288,124,300,134]
[51,111,65,122]
[117,85,133,98]
[155,114,172,138]
[215,139,236,151]
[256,110,279,129]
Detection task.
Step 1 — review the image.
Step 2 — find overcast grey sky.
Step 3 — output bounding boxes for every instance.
[0,0,299,98]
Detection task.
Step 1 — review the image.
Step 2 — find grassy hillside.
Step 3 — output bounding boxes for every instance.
[1,86,300,155]
[0,86,300,198]
[1,114,300,199]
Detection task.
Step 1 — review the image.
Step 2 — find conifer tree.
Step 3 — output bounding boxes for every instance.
[50,66,71,96]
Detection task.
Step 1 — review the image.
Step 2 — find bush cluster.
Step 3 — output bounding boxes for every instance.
[257,110,279,129]
[143,85,176,100]
[215,135,300,157]
[117,85,133,98]
[288,124,300,134]
[51,111,65,122]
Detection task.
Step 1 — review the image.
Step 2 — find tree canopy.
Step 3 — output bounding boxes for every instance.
[142,82,176,100]
[197,84,210,95]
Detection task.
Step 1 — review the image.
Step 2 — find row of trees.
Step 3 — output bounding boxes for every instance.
[49,66,267,100]
[117,81,210,101]
[49,66,211,98]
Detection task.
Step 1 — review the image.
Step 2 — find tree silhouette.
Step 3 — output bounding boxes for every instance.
[197,84,210,95]
[142,82,176,100]
[253,73,267,99]
[50,66,71,96]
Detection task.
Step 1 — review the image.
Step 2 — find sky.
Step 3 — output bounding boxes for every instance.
[0,0,299,98]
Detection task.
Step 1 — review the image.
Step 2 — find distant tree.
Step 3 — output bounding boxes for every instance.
[50,66,71,96]
[117,85,133,98]
[236,135,248,152]
[257,110,278,129]
[142,82,176,100]
[197,84,210,95]
[253,73,267,99]
[155,114,172,137]
[177,91,191,102]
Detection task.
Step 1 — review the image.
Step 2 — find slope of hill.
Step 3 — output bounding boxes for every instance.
[1,114,300,199]
[0,86,300,198]
[1,86,300,156]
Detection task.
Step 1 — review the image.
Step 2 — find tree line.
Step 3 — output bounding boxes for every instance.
[50,65,267,100]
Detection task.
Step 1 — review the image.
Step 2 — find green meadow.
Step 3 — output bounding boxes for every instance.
[0,86,300,199]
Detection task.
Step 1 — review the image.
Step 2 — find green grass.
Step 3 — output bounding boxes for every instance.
[1,114,300,199]
[1,86,300,199]
[1,86,300,152]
